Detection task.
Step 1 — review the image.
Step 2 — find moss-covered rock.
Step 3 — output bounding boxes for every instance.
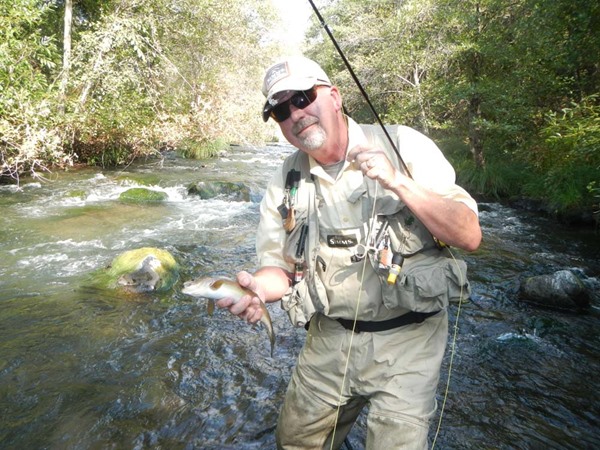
[94,247,179,293]
[119,188,167,203]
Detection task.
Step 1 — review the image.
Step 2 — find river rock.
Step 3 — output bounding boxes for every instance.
[119,187,167,203]
[519,270,591,310]
[115,173,163,186]
[188,181,250,202]
[96,247,179,293]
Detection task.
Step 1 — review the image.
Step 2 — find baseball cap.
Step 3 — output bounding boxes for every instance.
[261,56,332,120]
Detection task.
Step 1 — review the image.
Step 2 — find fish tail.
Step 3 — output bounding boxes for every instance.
[259,304,275,357]
[267,326,275,357]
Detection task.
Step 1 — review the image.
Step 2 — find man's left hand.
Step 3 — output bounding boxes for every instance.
[347,144,401,190]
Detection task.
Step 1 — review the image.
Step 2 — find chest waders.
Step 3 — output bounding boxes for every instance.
[279,126,470,330]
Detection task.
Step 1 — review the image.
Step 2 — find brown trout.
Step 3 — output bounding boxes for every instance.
[182,277,275,356]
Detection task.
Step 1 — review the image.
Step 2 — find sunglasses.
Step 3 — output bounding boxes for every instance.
[264,87,320,123]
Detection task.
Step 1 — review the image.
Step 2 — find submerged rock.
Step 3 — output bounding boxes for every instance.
[66,189,87,199]
[119,188,167,203]
[94,247,179,293]
[519,270,591,310]
[115,173,164,186]
[187,181,250,202]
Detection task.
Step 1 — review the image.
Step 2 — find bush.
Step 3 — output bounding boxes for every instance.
[0,0,70,183]
[528,96,600,214]
[538,95,600,171]
[454,155,534,200]
[178,138,229,160]
[522,164,598,213]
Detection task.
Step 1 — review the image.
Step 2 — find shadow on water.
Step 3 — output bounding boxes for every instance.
[0,145,599,449]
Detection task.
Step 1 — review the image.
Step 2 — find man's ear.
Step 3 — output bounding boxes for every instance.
[329,86,343,112]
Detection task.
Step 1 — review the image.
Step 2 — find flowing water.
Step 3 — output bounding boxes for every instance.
[0,145,599,450]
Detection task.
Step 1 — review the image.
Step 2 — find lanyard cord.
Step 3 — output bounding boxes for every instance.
[307,0,413,180]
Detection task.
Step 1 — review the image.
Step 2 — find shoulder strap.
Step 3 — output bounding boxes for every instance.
[281,149,311,183]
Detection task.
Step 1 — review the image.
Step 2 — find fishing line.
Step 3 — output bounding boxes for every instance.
[329,182,380,450]
[431,248,465,449]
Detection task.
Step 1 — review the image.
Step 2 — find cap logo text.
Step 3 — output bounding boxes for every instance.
[264,62,289,91]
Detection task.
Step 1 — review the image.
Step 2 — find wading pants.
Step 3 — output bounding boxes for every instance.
[275,311,448,450]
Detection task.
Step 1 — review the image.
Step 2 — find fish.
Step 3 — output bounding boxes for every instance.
[182,277,275,356]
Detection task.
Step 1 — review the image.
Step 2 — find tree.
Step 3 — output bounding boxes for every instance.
[1,0,280,178]
[305,0,599,215]
[62,0,277,164]
[0,0,64,181]
[59,0,72,113]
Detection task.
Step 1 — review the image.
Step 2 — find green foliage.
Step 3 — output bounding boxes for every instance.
[0,0,59,99]
[536,96,600,171]
[307,0,599,221]
[178,138,229,160]
[522,165,599,215]
[454,153,534,199]
[1,0,278,181]
[65,4,171,164]
[0,0,67,181]
[64,0,275,165]
[522,95,600,213]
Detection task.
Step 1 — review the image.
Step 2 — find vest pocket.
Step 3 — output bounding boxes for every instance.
[381,252,470,312]
[281,278,316,328]
[282,208,308,265]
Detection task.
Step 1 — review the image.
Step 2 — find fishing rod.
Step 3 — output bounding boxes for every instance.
[306,0,413,179]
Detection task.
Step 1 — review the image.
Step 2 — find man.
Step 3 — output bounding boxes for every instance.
[217,56,482,449]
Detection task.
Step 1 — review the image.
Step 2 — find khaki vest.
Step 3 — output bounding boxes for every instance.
[279,125,470,328]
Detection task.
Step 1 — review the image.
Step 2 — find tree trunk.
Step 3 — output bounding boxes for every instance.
[468,93,485,169]
[469,2,485,169]
[59,0,73,114]
[413,64,429,135]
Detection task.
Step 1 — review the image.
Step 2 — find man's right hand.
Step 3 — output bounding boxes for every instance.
[216,270,266,324]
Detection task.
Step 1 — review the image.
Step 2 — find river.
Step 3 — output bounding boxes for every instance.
[1,144,599,449]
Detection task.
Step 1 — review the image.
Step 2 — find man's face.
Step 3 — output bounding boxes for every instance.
[277,86,342,158]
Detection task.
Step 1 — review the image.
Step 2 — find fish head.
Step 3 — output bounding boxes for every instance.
[181,276,248,303]
[181,276,219,297]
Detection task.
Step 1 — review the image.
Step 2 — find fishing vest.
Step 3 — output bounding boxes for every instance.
[278,125,470,328]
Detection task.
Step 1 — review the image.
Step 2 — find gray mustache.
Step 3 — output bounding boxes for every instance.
[293,118,319,135]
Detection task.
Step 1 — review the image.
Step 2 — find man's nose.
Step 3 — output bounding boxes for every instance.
[288,103,306,121]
